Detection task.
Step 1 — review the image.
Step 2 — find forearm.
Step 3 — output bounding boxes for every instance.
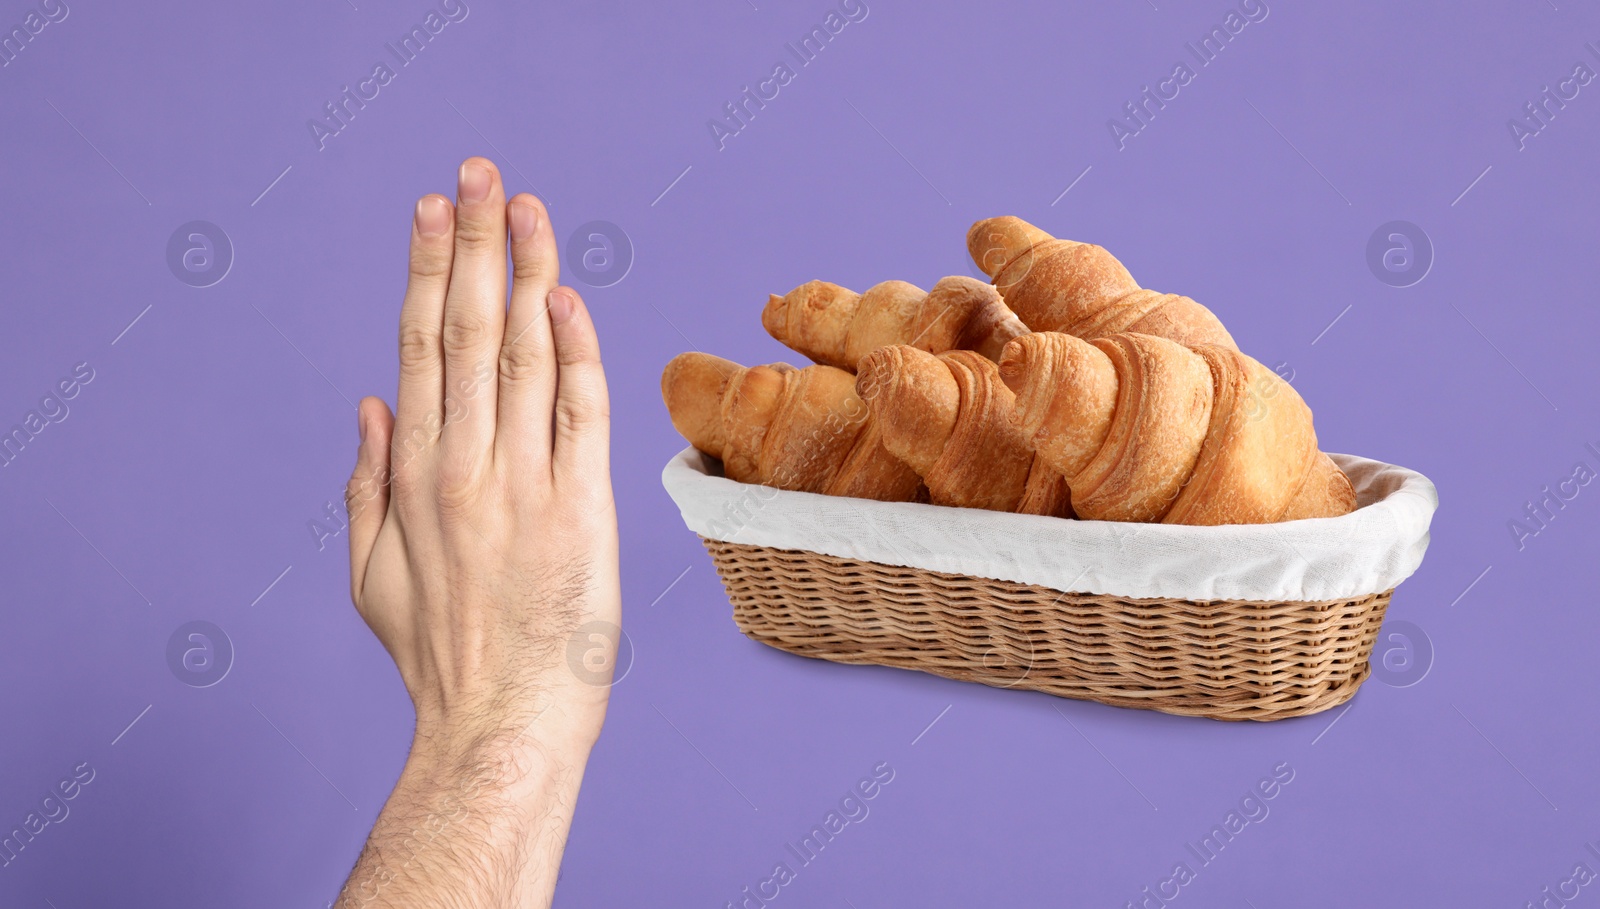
[334,720,593,909]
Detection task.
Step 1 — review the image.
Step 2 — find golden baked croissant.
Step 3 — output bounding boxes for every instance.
[661,352,923,502]
[1000,332,1355,525]
[762,276,1029,371]
[968,216,1238,351]
[855,346,1072,517]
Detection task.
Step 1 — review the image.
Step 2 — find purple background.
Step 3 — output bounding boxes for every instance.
[1,0,1596,906]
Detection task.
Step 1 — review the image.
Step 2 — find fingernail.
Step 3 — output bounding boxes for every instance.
[547,289,575,324]
[509,202,538,242]
[458,162,491,203]
[415,196,451,237]
[358,409,368,443]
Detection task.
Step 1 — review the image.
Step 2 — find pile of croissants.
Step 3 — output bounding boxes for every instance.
[662,216,1356,525]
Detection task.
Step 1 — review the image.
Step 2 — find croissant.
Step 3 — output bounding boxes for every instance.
[1000,332,1355,525]
[661,352,923,502]
[762,276,1029,371]
[968,216,1238,351]
[855,346,1072,517]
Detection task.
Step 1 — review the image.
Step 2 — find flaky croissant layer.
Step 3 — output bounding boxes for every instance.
[661,352,923,502]
[969,216,1239,352]
[763,276,1028,371]
[855,346,1071,518]
[1000,332,1356,525]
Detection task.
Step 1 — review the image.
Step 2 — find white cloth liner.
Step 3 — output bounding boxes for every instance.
[662,447,1438,603]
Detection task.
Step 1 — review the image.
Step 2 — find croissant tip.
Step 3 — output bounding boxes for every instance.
[965,218,1004,266]
[964,218,988,250]
[1000,329,1037,355]
[855,345,909,404]
[761,293,786,336]
[999,332,1060,392]
[997,351,1027,393]
[856,344,897,375]
[661,351,693,386]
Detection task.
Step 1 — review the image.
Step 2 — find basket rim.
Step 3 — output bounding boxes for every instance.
[663,446,1437,603]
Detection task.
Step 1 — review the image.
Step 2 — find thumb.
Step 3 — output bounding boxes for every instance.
[345,396,395,605]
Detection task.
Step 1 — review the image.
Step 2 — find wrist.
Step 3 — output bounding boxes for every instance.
[336,702,594,909]
[408,699,598,806]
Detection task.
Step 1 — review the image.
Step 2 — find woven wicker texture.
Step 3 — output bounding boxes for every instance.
[703,538,1392,721]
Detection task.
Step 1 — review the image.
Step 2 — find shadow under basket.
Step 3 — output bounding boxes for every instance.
[701,538,1394,722]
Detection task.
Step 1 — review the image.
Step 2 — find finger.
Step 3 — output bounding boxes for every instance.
[496,193,561,465]
[396,194,454,452]
[346,396,395,605]
[548,287,611,487]
[439,157,508,460]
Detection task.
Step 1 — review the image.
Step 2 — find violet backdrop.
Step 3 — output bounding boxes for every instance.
[1,0,1595,906]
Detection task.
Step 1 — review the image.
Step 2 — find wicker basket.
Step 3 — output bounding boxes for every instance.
[666,447,1435,723]
[702,538,1391,721]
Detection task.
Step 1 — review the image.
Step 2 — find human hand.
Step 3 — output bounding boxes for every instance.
[343,157,620,783]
